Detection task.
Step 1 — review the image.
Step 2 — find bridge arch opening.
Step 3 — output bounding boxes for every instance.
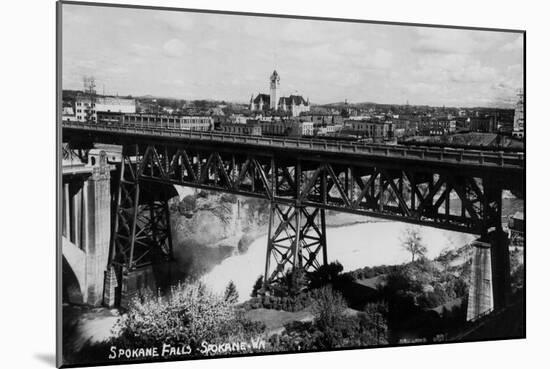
[62,256,84,304]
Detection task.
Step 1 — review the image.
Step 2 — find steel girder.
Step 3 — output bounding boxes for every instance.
[264,204,327,283]
[118,143,504,235]
[105,142,508,288]
[109,145,174,270]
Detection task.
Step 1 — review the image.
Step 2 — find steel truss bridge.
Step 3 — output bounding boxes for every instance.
[62,121,525,304]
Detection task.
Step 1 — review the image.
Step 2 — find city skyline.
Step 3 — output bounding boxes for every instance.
[62,5,524,108]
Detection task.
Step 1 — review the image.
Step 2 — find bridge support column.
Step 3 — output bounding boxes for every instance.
[70,185,82,249]
[61,151,112,306]
[489,230,511,310]
[264,203,327,286]
[84,153,112,306]
[63,183,70,238]
[108,145,175,308]
[467,230,510,321]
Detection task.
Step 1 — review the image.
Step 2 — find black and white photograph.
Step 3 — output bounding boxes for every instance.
[57,1,525,367]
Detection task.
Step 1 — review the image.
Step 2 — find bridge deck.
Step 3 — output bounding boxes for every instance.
[62,121,524,173]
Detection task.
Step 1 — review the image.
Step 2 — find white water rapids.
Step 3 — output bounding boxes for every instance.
[201,221,475,302]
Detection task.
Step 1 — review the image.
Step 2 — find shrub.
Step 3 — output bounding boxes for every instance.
[115,282,263,351]
[268,288,388,351]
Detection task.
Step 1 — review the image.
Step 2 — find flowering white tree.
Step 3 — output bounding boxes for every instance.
[116,282,259,348]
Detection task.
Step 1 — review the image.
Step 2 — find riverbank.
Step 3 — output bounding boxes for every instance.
[201,220,475,302]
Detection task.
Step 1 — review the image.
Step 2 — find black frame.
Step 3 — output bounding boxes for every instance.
[56,1,527,367]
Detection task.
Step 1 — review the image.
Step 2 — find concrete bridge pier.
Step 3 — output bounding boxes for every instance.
[61,151,112,306]
[85,160,111,306]
[467,230,510,321]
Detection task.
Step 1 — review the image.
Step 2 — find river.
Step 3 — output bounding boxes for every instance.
[201,221,475,302]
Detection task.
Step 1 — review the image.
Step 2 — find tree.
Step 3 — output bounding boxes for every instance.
[311,286,348,348]
[312,286,347,331]
[307,261,346,289]
[224,281,239,304]
[285,268,307,297]
[401,227,427,262]
[363,302,389,344]
[250,276,264,297]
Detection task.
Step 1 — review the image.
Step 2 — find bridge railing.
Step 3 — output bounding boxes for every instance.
[62,121,525,169]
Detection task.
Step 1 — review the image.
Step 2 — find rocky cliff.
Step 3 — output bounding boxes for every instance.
[169,188,269,279]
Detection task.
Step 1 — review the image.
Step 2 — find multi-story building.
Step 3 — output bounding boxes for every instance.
[300,114,344,125]
[467,116,497,133]
[392,116,421,137]
[455,117,469,131]
[259,119,313,137]
[62,105,78,122]
[125,113,212,131]
[75,96,136,122]
[418,119,457,135]
[326,124,343,135]
[300,121,314,136]
[220,122,262,136]
[346,115,373,121]
[342,120,393,141]
[96,112,212,131]
[314,123,343,136]
[250,70,310,117]
[512,90,524,139]
[279,95,310,117]
[229,114,249,124]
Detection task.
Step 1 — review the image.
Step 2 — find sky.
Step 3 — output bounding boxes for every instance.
[62,4,524,108]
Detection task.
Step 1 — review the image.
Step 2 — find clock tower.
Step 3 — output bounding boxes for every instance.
[269,70,280,110]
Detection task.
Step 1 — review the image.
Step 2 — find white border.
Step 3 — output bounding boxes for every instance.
[2,1,547,368]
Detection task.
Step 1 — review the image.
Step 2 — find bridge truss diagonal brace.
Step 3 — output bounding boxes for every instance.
[109,147,174,271]
[264,203,327,285]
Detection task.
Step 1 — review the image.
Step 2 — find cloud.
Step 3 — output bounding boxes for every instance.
[412,28,480,54]
[362,49,393,69]
[278,19,338,44]
[424,52,510,86]
[501,35,523,52]
[448,61,498,84]
[156,11,195,33]
[201,39,219,51]
[162,39,187,58]
[61,4,524,107]
[129,43,155,57]
[62,6,92,27]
